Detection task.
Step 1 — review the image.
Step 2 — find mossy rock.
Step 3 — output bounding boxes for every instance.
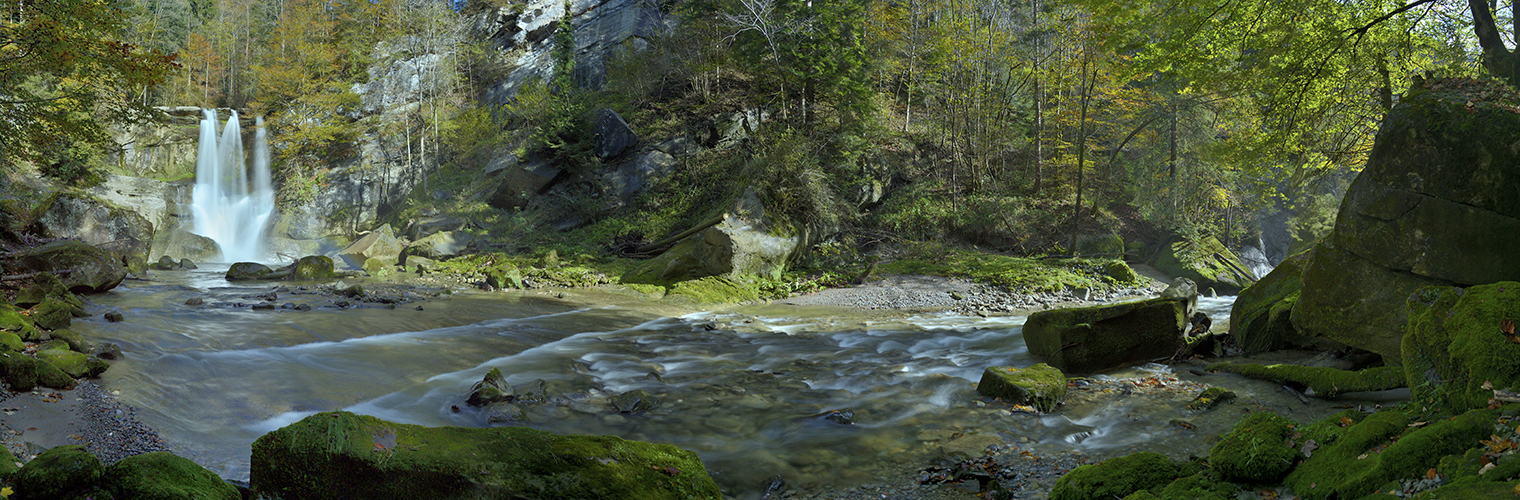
[485,265,524,290]
[2,240,127,293]
[1204,363,1406,397]
[1049,452,1179,500]
[15,272,70,308]
[1230,249,1314,353]
[1142,473,1237,500]
[249,411,721,500]
[1410,480,1520,499]
[1184,387,1235,411]
[1073,233,1125,257]
[362,257,393,277]
[48,329,90,353]
[0,445,18,479]
[1283,409,1410,500]
[1292,241,1447,365]
[467,368,514,407]
[26,298,75,330]
[1149,236,1256,294]
[665,276,762,305]
[1103,261,1140,284]
[1402,282,1520,413]
[291,256,335,281]
[1334,408,1498,498]
[0,331,21,352]
[103,451,240,500]
[12,445,103,500]
[36,348,108,378]
[0,351,77,391]
[1023,297,1187,374]
[976,364,1066,412]
[1209,411,1299,483]
[226,262,277,281]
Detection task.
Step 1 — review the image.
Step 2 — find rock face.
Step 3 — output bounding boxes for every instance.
[976,364,1066,412]
[486,154,562,210]
[1229,250,1321,353]
[401,231,473,264]
[469,0,669,103]
[1402,282,1520,413]
[1024,297,1189,374]
[624,188,800,283]
[249,411,722,500]
[32,190,155,269]
[1289,84,1520,363]
[336,224,404,269]
[3,240,127,293]
[594,108,639,158]
[1149,236,1256,294]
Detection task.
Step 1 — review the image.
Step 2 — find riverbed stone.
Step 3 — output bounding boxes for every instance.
[612,390,660,413]
[1210,411,1299,483]
[3,240,127,293]
[15,272,70,308]
[103,451,240,500]
[1149,236,1256,294]
[226,262,278,281]
[1184,386,1236,411]
[12,445,103,500]
[291,255,335,280]
[27,298,74,330]
[1024,297,1189,374]
[1050,452,1179,500]
[976,364,1066,412]
[249,411,721,500]
[1402,282,1520,413]
[467,368,515,407]
[32,190,156,269]
[0,306,43,341]
[50,329,89,352]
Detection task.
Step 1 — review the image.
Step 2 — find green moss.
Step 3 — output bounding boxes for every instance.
[1185,387,1236,411]
[1209,411,1299,483]
[1050,452,1179,500]
[1121,491,1160,500]
[486,265,525,289]
[0,445,17,479]
[976,364,1066,412]
[36,348,108,378]
[1024,297,1187,373]
[1336,408,1498,498]
[15,272,70,307]
[12,445,103,499]
[1284,409,1410,500]
[292,256,336,281]
[1148,473,1237,500]
[0,331,22,352]
[103,451,239,500]
[0,305,42,340]
[1411,480,1520,499]
[1104,261,1140,284]
[1230,249,1311,353]
[26,297,74,330]
[0,351,77,391]
[1205,363,1406,397]
[1402,282,1520,413]
[249,411,722,500]
[1150,236,1256,293]
[666,276,762,304]
[48,329,90,353]
[1436,448,1486,481]
[878,242,1140,294]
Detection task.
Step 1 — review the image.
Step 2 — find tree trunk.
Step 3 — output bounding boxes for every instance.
[1030,0,1042,195]
[1469,0,1520,85]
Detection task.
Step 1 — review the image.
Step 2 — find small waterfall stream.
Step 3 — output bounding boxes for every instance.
[190,110,275,263]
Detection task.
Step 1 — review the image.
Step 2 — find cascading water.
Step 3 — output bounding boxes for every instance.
[191,109,275,263]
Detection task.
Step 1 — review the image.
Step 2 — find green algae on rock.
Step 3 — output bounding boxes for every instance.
[1204,363,1405,397]
[102,451,240,500]
[1184,386,1236,411]
[1209,411,1299,483]
[250,411,721,500]
[0,351,75,391]
[1334,408,1498,498]
[35,348,108,378]
[1402,282,1520,413]
[1024,297,1187,373]
[12,445,103,500]
[1229,249,1315,353]
[1049,452,1179,500]
[976,364,1066,412]
[291,255,335,280]
[1125,472,1239,500]
[1283,409,1410,500]
[1149,236,1256,294]
[2,240,127,293]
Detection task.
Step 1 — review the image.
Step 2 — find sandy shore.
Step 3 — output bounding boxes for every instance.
[0,381,169,464]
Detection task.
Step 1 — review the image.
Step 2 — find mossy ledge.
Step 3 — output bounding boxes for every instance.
[250,411,721,500]
[1204,362,1405,397]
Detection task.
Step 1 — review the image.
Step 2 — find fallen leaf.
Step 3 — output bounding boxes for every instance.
[1485,380,1495,390]
[1503,319,1515,336]
[1428,467,1438,480]
[1481,462,1497,475]
[1358,453,1369,460]
[1408,421,1429,428]
[1339,416,1354,427]
[1300,439,1318,458]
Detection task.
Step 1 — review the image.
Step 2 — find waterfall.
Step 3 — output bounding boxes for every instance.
[191,109,275,263]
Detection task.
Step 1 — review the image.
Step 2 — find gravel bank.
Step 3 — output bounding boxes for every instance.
[779,274,1167,316]
[0,381,168,464]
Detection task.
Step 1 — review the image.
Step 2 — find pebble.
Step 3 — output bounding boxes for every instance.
[74,381,171,464]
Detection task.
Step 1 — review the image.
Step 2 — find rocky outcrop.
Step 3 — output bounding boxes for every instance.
[1229,250,1320,353]
[623,187,800,283]
[1149,236,1256,294]
[1402,282,1520,413]
[3,240,127,293]
[1023,297,1189,374]
[107,107,202,180]
[469,0,670,103]
[32,190,155,270]
[401,231,473,264]
[250,411,721,500]
[336,224,405,269]
[1288,81,1520,363]
[594,108,639,158]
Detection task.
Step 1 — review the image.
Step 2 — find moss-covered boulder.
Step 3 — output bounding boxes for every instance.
[1229,249,1320,353]
[0,351,77,391]
[1149,236,1256,294]
[1336,408,1497,498]
[1292,241,1446,365]
[624,188,801,284]
[1205,363,1406,398]
[14,272,70,308]
[0,445,19,479]
[31,190,155,271]
[1209,411,1298,483]
[336,224,404,270]
[25,298,75,330]
[1283,409,1406,499]
[0,306,43,341]
[401,231,473,264]
[976,364,1066,412]
[3,240,127,293]
[0,331,22,352]
[466,368,514,407]
[1024,297,1188,373]
[666,276,763,304]
[103,451,240,500]
[249,411,721,500]
[226,262,278,281]
[11,445,103,500]
[485,265,525,290]
[1050,452,1179,500]
[1403,282,1520,412]
[36,348,108,378]
[291,255,335,280]
[1103,261,1140,284]
[1127,473,1238,500]
[49,329,89,352]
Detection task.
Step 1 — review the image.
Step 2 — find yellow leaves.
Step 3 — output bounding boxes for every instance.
[1482,434,1517,454]
[1,486,12,497]
[1338,416,1354,427]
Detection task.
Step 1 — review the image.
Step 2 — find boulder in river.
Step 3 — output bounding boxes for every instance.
[1149,236,1256,294]
[291,255,335,280]
[226,262,279,281]
[1402,281,1520,413]
[467,367,515,407]
[3,240,127,293]
[1228,249,1321,353]
[249,411,721,500]
[12,445,103,499]
[1024,297,1189,374]
[976,364,1066,412]
[612,389,660,413]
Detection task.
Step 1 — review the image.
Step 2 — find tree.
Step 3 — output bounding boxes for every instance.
[0,0,177,167]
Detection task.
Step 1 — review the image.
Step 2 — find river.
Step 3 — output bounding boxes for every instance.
[72,266,1390,498]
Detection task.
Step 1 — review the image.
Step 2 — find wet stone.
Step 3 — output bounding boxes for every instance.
[612,390,660,413]
[184,297,204,306]
[103,310,124,322]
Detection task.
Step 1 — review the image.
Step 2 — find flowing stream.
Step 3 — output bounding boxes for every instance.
[73,268,1391,497]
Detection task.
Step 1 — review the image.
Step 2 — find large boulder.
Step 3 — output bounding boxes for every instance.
[153,228,223,264]
[1024,297,1189,374]
[1049,452,1179,500]
[1402,282,1520,413]
[12,445,103,500]
[624,187,800,283]
[3,240,127,293]
[249,411,721,500]
[400,231,473,264]
[594,108,639,159]
[226,262,281,281]
[1149,236,1257,294]
[335,224,404,269]
[606,149,678,202]
[103,451,240,500]
[1292,80,1520,363]
[404,214,466,240]
[486,155,561,210]
[1209,411,1299,483]
[1229,249,1326,353]
[291,256,335,280]
[32,190,156,268]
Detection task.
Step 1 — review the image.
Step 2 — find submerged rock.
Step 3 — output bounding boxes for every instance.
[249,411,720,500]
[612,390,660,413]
[1184,386,1236,411]
[467,368,515,407]
[976,364,1066,412]
[1023,297,1188,373]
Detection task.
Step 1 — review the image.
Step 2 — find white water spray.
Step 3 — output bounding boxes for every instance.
[191,109,275,263]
